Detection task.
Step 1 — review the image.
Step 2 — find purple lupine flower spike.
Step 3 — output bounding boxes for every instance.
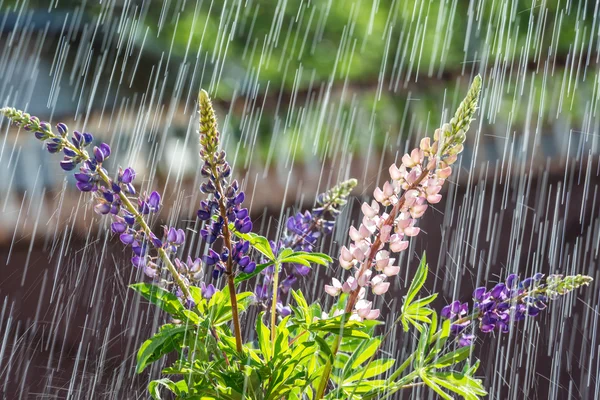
[0,107,194,286]
[196,90,254,283]
[258,178,356,314]
[441,273,593,346]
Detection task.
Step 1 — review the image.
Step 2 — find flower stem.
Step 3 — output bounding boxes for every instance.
[210,169,244,353]
[271,262,280,343]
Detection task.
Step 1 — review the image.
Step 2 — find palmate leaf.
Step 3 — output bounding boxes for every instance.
[208,288,254,326]
[404,253,428,305]
[350,337,381,369]
[433,346,472,368]
[256,312,272,360]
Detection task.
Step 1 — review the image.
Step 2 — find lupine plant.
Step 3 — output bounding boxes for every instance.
[1,75,593,399]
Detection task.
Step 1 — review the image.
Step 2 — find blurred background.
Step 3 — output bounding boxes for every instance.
[0,0,599,399]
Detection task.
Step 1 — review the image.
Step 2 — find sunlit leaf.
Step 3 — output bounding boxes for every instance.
[136,324,190,373]
[130,283,186,318]
[148,378,188,399]
[234,261,275,285]
[432,345,472,368]
[345,358,395,382]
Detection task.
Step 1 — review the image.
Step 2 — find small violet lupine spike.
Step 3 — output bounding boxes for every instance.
[442,273,593,347]
[196,90,253,280]
[255,179,357,312]
[325,76,483,321]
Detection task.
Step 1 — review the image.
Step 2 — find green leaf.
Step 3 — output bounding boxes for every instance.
[278,248,294,260]
[309,314,372,339]
[278,255,312,267]
[403,253,428,309]
[428,371,488,400]
[314,335,334,364]
[409,293,438,309]
[351,337,381,368]
[234,261,275,285]
[345,358,395,382]
[428,318,452,360]
[290,290,311,325]
[433,345,472,368]
[136,324,190,373]
[256,312,271,360]
[414,324,430,368]
[188,286,208,314]
[130,283,186,318]
[279,252,333,266]
[340,379,389,394]
[148,378,188,399]
[211,289,254,325]
[463,359,481,375]
[273,316,291,358]
[233,231,275,261]
[420,371,454,400]
[429,311,439,343]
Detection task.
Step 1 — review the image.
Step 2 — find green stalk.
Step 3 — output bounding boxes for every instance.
[210,169,244,353]
[197,89,244,353]
[270,261,280,343]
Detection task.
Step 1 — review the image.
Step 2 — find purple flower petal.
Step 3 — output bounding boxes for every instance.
[100,143,111,158]
[120,233,135,245]
[148,191,161,210]
[93,146,105,163]
[131,256,146,268]
[111,222,127,234]
[60,159,77,171]
[94,202,111,215]
[76,181,95,192]
[82,133,93,145]
[56,123,68,136]
[506,274,518,288]
[201,283,216,300]
[241,262,256,274]
[233,192,245,205]
[167,227,178,243]
[120,167,135,184]
[175,229,185,245]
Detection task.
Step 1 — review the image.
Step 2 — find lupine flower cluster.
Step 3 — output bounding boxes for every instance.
[254,179,357,314]
[283,178,357,253]
[281,179,356,279]
[442,273,594,347]
[325,76,483,321]
[195,90,255,282]
[0,107,202,301]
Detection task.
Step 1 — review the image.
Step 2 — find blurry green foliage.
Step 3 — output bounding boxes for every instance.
[5,0,593,162]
